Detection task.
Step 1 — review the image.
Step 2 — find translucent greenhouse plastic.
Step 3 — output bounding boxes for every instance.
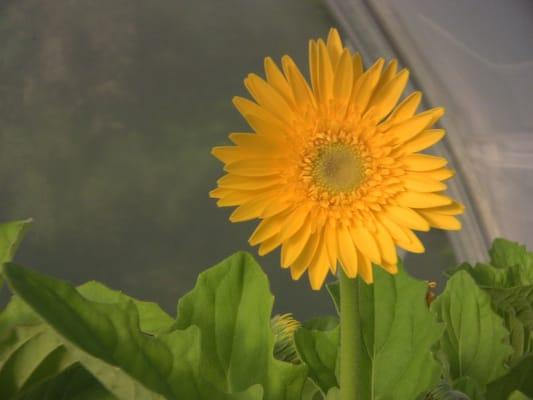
[327,0,533,260]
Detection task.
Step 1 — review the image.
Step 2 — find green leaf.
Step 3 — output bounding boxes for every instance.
[447,262,533,289]
[0,279,175,398]
[0,219,32,294]
[487,354,533,400]
[2,261,263,400]
[328,265,443,400]
[175,251,307,400]
[76,281,174,336]
[423,381,470,400]
[325,387,340,400]
[302,316,338,331]
[0,295,78,398]
[431,271,513,385]
[0,219,32,266]
[453,377,485,400]
[300,379,323,400]
[17,364,117,400]
[487,286,533,363]
[294,321,338,394]
[507,391,532,400]
[489,239,533,270]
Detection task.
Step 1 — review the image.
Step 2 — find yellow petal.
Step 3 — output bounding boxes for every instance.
[418,211,462,230]
[381,262,398,274]
[385,111,435,144]
[281,222,312,267]
[369,69,409,122]
[258,233,283,256]
[336,224,358,277]
[209,187,230,199]
[228,132,284,150]
[333,49,354,101]
[217,174,282,191]
[280,205,312,241]
[384,91,422,126]
[402,129,445,153]
[249,212,288,245]
[374,222,397,265]
[230,195,273,222]
[324,220,338,272]
[403,154,448,171]
[308,40,319,98]
[351,225,381,264]
[212,146,255,164]
[427,107,445,127]
[377,213,410,242]
[261,195,292,218]
[375,59,398,92]
[225,158,282,177]
[385,206,430,231]
[291,231,320,279]
[352,53,363,82]
[427,168,455,181]
[232,96,280,126]
[244,74,293,123]
[282,55,316,110]
[357,251,373,283]
[424,201,465,216]
[351,58,384,112]
[397,228,425,253]
[326,28,343,67]
[308,239,330,290]
[317,39,334,103]
[402,173,447,192]
[264,57,295,105]
[215,189,268,207]
[395,191,452,209]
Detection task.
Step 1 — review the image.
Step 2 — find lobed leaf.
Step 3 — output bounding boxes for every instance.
[175,251,307,400]
[431,271,513,386]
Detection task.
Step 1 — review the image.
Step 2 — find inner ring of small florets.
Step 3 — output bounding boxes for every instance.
[311,143,365,193]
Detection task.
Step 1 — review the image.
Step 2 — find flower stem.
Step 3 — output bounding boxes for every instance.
[339,268,363,400]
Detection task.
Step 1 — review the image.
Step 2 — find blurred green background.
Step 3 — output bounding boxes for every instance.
[0,0,455,319]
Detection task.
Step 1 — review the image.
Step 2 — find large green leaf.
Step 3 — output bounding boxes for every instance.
[175,251,307,400]
[0,219,32,294]
[17,364,116,400]
[0,279,176,398]
[431,271,513,385]
[486,354,533,400]
[447,244,533,364]
[2,261,263,400]
[0,219,32,266]
[294,320,338,395]
[0,294,78,398]
[327,265,443,400]
[76,281,174,336]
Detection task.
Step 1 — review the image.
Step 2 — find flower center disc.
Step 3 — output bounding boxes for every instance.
[312,144,365,193]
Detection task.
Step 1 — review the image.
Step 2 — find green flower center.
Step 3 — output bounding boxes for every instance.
[312,144,365,193]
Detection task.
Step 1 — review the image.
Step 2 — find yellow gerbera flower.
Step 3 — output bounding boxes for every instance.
[210,28,464,289]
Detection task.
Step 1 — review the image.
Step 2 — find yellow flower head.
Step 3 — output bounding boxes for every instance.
[210,28,464,289]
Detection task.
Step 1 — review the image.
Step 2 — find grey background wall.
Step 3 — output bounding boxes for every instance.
[0,0,455,318]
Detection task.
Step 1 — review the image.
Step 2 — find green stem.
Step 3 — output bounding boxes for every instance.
[339,267,363,400]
